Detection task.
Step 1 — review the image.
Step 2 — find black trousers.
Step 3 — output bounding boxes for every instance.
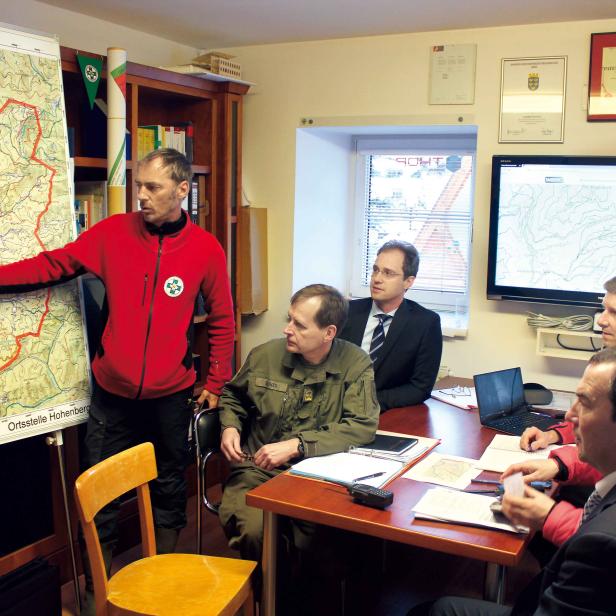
[82,383,194,547]
[427,597,511,616]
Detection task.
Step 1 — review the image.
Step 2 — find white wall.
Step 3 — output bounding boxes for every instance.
[292,128,353,293]
[225,18,616,390]
[3,1,196,65]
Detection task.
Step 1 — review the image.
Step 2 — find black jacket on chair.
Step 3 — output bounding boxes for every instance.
[339,297,442,411]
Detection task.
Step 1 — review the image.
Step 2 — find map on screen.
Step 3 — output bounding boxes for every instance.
[494,162,616,293]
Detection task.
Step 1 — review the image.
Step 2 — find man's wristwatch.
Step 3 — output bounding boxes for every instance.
[296,439,305,459]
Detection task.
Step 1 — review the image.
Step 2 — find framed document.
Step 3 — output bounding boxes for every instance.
[429,44,477,104]
[588,32,616,120]
[499,56,566,143]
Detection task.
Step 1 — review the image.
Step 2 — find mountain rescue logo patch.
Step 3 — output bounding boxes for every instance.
[164,276,184,297]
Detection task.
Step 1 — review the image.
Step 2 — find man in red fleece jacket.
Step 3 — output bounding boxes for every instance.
[520,276,616,451]
[0,149,234,610]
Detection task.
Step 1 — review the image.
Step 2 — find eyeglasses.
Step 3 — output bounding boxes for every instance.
[371,266,403,280]
[438,385,471,398]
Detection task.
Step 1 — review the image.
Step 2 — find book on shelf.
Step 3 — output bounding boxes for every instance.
[137,123,192,161]
[74,181,107,234]
[74,196,91,235]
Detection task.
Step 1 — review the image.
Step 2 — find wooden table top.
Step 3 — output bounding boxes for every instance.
[246,381,530,567]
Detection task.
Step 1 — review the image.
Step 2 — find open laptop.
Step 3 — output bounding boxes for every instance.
[473,367,557,436]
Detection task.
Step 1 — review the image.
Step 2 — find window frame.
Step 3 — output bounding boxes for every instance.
[350,135,476,316]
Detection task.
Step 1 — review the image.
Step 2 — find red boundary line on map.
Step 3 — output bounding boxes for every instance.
[0,98,56,371]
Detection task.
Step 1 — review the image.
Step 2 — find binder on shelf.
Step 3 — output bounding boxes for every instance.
[139,125,164,151]
[137,127,155,159]
[197,175,209,228]
[189,178,199,224]
[173,121,194,161]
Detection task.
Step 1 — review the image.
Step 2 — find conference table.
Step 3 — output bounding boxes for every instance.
[246,380,532,616]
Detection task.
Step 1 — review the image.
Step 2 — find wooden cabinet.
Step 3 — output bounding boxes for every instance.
[0,46,249,583]
[239,208,268,315]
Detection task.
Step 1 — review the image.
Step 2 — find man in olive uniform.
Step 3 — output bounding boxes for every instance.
[218,283,380,560]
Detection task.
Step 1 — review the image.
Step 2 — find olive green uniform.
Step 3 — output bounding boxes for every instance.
[218,338,379,559]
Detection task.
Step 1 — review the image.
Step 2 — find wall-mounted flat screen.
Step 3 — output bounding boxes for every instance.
[487,155,616,307]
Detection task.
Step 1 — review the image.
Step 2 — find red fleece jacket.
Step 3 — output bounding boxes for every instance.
[543,445,603,546]
[0,212,234,399]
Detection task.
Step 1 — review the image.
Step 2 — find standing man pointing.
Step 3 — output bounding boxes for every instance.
[0,149,235,611]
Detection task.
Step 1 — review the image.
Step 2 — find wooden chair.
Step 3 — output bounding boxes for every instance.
[74,442,256,616]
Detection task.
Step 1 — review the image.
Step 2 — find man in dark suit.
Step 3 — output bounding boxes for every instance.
[339,240,442,411]
[423,349,616,616]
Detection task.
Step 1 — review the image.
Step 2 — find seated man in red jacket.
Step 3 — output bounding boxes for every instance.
[501,444,602,547]
[520,275,616,451]
[424,349,616,616]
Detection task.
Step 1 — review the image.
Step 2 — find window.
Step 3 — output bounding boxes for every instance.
[351,133,476,328]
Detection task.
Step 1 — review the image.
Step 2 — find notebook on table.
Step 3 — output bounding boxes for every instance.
[362,433,419,455]
[473,367,557,436]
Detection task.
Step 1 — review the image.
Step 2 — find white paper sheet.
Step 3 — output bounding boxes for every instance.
[412,487,528,534]
[403,453,481,489]
[290,452,403,487]
[476,434,561,473]
[431,386,478,410]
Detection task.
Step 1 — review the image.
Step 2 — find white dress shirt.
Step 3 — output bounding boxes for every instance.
[360,301,399,355]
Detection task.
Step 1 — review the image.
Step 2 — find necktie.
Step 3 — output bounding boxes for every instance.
[369,314,391,363]
[580,489,602,526]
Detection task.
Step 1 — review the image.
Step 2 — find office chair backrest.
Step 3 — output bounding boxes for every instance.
[195,407,221,454]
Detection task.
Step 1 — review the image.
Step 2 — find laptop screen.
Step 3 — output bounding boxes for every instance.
[474,367,525,421]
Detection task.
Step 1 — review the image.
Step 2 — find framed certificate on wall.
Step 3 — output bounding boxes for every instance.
[499,56,567,143]
[588,32,616,120]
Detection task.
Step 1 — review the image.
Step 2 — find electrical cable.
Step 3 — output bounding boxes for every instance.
[556,334,603,353]
[526,312,594,331]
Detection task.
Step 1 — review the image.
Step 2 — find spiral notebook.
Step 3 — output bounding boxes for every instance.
[289,432,440,487]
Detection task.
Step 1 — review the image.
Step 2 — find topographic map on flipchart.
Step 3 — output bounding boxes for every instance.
[0,25,91,444]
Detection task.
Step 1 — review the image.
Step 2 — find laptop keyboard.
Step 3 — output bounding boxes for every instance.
[493,412,555,433]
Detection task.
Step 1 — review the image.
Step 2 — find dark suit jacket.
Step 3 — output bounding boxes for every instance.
[512,482,616,615]
[338,297,442,411]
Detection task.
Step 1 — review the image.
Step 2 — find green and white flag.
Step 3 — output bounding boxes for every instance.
[76,53,102,109]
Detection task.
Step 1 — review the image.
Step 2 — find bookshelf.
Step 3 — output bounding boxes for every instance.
[0,47,249,584]
[60,46,249,376]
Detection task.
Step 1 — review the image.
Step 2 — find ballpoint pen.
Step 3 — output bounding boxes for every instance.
[466,489,502,495]
[471,478,552,491]
[353,471,386,482]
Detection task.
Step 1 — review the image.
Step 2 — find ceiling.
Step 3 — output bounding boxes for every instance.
[38,0,616,49]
